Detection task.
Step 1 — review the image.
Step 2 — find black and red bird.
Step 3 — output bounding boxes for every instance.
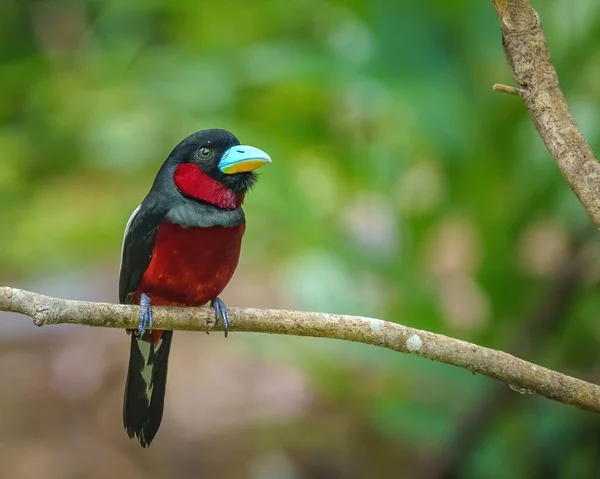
[119,129,270,447]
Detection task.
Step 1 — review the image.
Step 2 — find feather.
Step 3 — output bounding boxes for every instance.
[123,331,173,448]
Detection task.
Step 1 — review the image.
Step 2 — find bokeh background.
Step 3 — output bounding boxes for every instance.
[2,0,600,477]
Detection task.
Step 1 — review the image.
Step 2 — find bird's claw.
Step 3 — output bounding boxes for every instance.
[210,297,230,338]
[137,293,153,337]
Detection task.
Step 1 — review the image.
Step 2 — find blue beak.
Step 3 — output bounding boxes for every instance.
[218,145,272,175]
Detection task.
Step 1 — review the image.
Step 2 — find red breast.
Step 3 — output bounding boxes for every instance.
[135,221,246,307]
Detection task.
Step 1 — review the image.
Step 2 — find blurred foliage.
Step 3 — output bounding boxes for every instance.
[2,0,600,477]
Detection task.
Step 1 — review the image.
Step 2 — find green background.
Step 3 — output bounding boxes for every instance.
[1,0,600,477]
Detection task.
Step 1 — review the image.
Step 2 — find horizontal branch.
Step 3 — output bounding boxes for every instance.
[1,286,599,414]
[490,0,600,227]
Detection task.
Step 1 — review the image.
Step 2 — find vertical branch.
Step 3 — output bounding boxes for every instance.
[491,0,600,227]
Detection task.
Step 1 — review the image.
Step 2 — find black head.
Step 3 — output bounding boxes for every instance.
[166,129,270,194]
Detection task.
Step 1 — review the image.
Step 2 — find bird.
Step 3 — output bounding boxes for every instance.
[118,129,271,447]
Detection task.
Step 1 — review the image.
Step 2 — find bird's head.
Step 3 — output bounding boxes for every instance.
[166,129,271,209]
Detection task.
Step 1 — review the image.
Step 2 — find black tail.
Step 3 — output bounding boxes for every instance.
[123,330,173,447]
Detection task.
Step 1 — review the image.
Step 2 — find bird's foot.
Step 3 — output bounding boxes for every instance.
[209,297,230,338]
[136,293,153,337]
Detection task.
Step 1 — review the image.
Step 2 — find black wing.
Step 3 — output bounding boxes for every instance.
[118,201,164,304]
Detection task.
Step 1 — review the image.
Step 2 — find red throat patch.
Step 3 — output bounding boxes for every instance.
[173,163,245,210]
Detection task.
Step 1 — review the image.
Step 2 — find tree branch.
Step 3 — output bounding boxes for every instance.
[491,0,600,227]
[492,83,520,95]
[1,286,600,413]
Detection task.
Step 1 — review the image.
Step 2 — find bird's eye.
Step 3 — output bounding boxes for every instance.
[198,147,212,158]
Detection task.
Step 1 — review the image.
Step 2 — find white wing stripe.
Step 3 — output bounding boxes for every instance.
[119,204,141,274]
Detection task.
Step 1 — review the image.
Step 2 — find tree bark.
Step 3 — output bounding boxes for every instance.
[491,0,600,227]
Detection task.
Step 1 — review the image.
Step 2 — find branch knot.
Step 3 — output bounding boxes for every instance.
[33,307,50,327]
